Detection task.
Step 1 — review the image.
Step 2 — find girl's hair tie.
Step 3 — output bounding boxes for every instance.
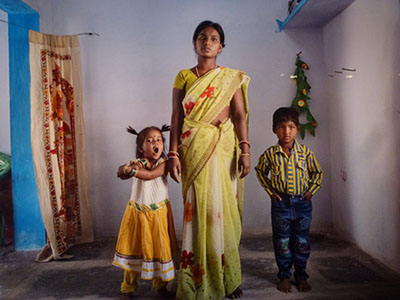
[127,126,139,135]
[161,124,171,132]
[127,124,170,135]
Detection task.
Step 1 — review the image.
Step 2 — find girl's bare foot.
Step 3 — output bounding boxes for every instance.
[227,287,243,298]
[277,278,291,293]
[296,279,311,292]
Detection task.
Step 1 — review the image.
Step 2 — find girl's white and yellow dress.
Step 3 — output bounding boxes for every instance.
[113,157,178,289]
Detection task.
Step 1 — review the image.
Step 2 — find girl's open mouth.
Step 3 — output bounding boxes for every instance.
[154,147,159,154]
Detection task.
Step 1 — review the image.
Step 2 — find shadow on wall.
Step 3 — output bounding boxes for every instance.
[325,65,353,236]
[390,8,400,265]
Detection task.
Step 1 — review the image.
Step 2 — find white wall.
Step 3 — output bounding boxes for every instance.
[323,0,400,272]
[22,0,332,237]
[0,10,10,155]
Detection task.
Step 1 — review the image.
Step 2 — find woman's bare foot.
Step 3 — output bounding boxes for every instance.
[296,279,311,292]
[277,278,291,293]
[152,286,175,300]
[119,293,134,300]
[227,287,243,298]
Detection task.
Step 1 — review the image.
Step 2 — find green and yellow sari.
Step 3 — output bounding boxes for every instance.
[176,67,250,300]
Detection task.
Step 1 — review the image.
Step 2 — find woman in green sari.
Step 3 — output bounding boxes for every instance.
[168,21,250,299]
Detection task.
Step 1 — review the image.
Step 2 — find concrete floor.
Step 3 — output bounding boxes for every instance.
[1,231,400,300]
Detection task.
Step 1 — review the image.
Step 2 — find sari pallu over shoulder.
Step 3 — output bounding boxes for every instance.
[177,67,250,299]
[179,67,250,205]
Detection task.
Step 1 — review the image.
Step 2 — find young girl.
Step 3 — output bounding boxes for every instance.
[168,21,250,299]
[113,124,178,296]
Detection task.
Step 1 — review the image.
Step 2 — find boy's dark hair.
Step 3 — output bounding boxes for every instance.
[127,124,170,158]
[272,107,299,132]
[192,20,225,48]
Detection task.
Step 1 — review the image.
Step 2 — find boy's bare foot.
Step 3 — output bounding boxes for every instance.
[227,287,243,298]
[277,278,291,293]
[296,279,311,292]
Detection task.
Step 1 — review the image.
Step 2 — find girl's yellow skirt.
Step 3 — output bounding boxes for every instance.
[113,199,177,282]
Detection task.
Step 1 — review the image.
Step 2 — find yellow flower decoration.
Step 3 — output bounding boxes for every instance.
[302,63,308,69]
[302,88,307,95]
[297,100,306,107]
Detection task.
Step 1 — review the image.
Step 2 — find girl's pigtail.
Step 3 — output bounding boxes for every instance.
[127,126,139,135]
[161,124,170,132]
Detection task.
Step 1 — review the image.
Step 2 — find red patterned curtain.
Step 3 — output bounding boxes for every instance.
[29,31,93,261]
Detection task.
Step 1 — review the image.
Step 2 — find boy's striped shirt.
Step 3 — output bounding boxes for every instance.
[255,140,323,196]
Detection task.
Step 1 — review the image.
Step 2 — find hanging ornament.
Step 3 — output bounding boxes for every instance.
[291,53,317,139]
[297,99,306,108]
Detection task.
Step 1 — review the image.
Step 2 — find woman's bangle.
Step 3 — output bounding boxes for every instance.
[239,140,250,148]
[168,151,179,158]
[129,167,138,177]
[168,156,180,160]
[239,152,250,157]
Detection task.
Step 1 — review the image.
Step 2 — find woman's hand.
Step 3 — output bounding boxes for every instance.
[238,155,250,178]
[231,87,250,179]
[168,158,181,183]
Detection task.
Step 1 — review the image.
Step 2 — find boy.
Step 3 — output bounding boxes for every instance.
[255,107,323,293]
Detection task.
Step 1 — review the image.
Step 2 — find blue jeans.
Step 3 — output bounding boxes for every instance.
[271,193,312,281]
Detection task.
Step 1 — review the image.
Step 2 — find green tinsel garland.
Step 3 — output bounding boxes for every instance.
[291,54,318,139]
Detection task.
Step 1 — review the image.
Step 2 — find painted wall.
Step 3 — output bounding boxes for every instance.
[0,10,10,155]
[0,0,44,250]
[22,0,332,237]
[323,0,400,272]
